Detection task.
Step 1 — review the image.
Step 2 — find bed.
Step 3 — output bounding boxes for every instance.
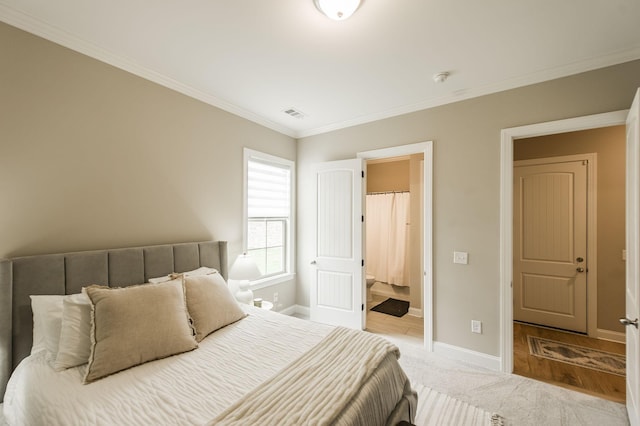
[0,241,416,425]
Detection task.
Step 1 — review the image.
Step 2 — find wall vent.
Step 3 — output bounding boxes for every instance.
[283,108,306,119]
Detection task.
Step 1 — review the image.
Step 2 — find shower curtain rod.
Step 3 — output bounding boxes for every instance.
[367,190,410,195]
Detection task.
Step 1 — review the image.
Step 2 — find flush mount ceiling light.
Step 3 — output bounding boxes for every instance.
[314,0,362,21]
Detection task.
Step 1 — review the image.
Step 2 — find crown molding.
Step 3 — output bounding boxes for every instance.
[0,5,297,138]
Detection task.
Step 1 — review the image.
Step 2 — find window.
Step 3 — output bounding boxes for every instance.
[244,149,294,285]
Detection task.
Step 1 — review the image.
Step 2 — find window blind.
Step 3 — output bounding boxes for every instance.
[247,159,291,218]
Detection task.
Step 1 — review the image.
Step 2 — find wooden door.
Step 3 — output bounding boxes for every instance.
[310,159,365,329]
[624,89,640,425]
[514,157,588,333]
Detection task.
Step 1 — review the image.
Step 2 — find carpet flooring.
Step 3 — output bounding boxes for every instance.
[415,383,504,425]
[385,336,630,426]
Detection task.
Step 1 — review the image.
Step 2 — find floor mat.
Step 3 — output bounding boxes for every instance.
[527,335,625,376]
[370,298,409,317]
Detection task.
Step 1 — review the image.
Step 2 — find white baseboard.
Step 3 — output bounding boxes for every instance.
[596,328,626,344]
[280,304,310,319]
[433,341,501,371]
[408,307,423,318]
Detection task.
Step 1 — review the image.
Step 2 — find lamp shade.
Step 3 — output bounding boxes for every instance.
[314,0,361,21]
[229,253,262,281]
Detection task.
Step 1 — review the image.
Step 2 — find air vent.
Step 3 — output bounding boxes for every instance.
[283,108,306,119]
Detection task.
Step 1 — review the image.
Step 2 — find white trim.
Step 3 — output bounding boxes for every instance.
[249,273,295,291]
[243,148,296,282]
[408,307,423,318]
[357,141,434,352]
[500,109,628,373]
[296,52,640,138]
[5,4,640,139]
[596,328,626,344]
[514,153,598,337]
[281,304,310,318]
[433,342,501,371]
[0,5,297,138]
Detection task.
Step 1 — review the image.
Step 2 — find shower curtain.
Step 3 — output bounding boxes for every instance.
[366,192,410,286]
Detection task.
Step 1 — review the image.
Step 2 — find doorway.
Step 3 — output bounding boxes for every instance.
[500,110,629,373]
[357,141,434,350]
[364,154,424,345]
[510,127,626,399]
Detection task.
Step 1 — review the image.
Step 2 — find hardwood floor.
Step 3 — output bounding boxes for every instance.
[513,322,626,403]
[365,293,423,346]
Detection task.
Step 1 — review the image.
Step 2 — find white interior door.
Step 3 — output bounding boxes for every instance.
[310,159,364,329]
[624,89,640,426]
[514,158,588,333]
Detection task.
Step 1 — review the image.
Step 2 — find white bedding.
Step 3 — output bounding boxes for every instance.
[3,306,333,426]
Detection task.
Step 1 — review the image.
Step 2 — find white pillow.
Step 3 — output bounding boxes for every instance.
[30,295,64,358]
[54,292,92,371]
[148,266,218,283]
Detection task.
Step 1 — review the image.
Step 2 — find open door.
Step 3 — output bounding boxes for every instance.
[624,89,640,426]
[310,158,364,330]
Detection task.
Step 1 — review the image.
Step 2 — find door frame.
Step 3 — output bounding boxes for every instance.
[500,110,628,373]
[514,153,597,335]
[357,141,434,351]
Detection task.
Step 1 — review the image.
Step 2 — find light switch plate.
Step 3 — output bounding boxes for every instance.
[471,320,482,334]
[453,251,469,264]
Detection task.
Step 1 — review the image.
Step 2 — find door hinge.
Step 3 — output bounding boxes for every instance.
[362,304,364,311]
[361,215,364,222]
[362,259,365,267]
[361,171,364,178]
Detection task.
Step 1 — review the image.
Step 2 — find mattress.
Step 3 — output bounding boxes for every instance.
[3,306,413,425]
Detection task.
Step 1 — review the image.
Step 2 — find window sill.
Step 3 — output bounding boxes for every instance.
[250,273,295,290]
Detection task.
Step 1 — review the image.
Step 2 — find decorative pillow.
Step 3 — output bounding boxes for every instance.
[30,295,64,357]
[54,292,92,371]
[148,266,219,284]
[83,280,198,383]
[184,273,246,342]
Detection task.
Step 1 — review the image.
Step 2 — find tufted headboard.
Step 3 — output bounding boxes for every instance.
[0,240,227,401]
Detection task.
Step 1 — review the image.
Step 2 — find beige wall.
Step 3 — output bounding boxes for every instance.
[514,126,626,333]
[0,22,297,307]
[297,60,640,357]
[367,160,410,192]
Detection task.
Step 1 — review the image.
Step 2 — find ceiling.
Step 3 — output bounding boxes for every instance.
[2,0,640,138]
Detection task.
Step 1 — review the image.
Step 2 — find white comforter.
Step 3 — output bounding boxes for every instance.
[3,307,333,426]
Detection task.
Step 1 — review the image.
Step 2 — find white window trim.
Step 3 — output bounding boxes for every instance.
[243,148,296,289]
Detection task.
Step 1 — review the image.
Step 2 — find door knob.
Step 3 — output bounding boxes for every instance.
[310,260,317,265]
[619,317,639,328]
[576,257,584,263]
[576,267,585,273]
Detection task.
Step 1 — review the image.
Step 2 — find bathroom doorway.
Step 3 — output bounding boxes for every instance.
[363,154,424,345]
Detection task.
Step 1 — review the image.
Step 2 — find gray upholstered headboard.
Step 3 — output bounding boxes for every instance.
[0,240,227,401]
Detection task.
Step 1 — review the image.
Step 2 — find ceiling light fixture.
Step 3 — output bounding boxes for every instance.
[314,0,361,21]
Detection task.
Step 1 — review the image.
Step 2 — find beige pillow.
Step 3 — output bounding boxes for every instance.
[84,280,197,383]
[184,273,246,342]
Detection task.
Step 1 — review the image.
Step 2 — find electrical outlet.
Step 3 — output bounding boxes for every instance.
[273,292,279,303]
[471,320,482,334]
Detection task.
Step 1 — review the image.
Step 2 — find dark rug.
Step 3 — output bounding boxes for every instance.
[371,298,409,317]
[528,335,626,376]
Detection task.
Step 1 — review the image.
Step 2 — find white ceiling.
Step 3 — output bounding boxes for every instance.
[2,0,640,138]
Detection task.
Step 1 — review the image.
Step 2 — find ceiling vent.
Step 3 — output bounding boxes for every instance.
[283,108,306,119]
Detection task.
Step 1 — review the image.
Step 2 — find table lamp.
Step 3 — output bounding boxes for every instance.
[229,253,262,304]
